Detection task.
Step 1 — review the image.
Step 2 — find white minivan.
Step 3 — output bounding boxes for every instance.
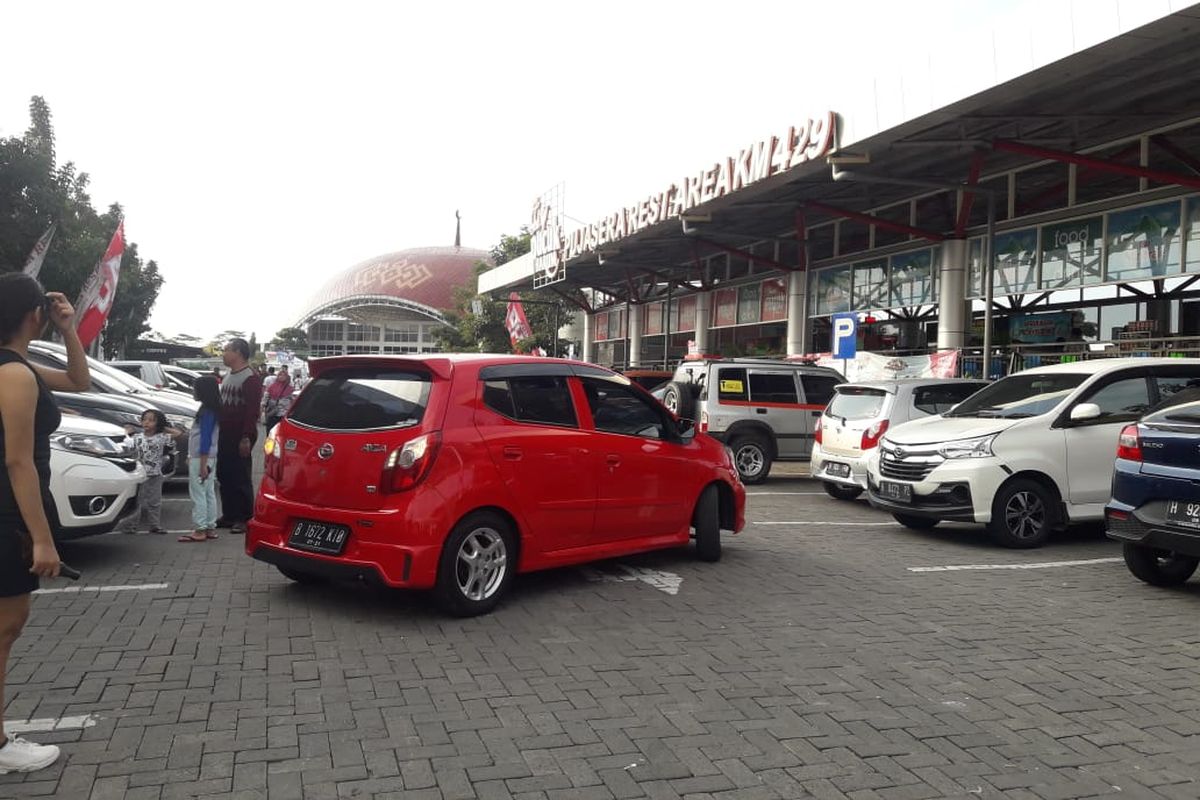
[49,415,146,540]
[865,358,1200,548]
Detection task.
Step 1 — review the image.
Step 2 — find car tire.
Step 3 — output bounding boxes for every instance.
[434,511,516,617]
[276,565,326,584]
[824,482,863,501]
[1122,543,1199,586]
[729,435,772,485]
[987,478,1055,548]
[892,513,937,530]
[693,485,721,562]
[662,381,694,419]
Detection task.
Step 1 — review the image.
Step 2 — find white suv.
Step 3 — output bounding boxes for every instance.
[49,415,146,540]
[865,358,1200,547]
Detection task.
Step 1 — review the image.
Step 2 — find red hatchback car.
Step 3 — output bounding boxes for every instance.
[246,355,746,616]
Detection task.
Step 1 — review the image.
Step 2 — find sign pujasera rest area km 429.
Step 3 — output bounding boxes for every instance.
[530,112,838,284]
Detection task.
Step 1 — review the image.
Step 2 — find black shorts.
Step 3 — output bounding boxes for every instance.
[0,523,38,598]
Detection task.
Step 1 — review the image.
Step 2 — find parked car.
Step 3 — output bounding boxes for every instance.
[49,415,146,540]
[1107,397,1200,586]
[622,369,674,392]
[246,355,746,616]
[29,341,197,476]
[657,357,843,484]
[865,358,1200,547]
[162,364,201,390]
[108,360,173,390]
[812,378,988,500]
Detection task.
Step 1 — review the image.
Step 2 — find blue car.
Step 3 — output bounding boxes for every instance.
[1107,397,1200,586]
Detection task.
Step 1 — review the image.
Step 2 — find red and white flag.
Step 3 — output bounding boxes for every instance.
[504,292,533,351]
[22,222,56,280]
[75,220,125,349]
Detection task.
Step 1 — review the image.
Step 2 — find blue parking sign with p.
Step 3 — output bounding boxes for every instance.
[832,313,858,360]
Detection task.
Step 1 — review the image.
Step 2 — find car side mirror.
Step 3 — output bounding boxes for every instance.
[1069,402,1101,422]
[676,417,697,442]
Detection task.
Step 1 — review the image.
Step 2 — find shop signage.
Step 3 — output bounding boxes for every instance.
[531,184,567,288]
[1008,312,1073,344]
[534,112,837,272]
[760,278,787,322]
[714,288,738,327]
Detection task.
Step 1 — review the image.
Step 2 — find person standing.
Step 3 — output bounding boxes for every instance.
[0,272,89,774]
[118,410,178,535]
[215,338,262,534]
[179,376,221,543]
[262,366,277,391]
[262,365,294,431]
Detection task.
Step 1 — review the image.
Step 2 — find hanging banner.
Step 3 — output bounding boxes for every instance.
[760,277,787,322]
[713,288,738,327]
[808,350,959,382]
[504,292,534,351]
[22,223,56,279]
[75,220,125,349]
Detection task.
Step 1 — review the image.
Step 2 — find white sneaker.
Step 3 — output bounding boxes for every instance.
[0,736,61,773]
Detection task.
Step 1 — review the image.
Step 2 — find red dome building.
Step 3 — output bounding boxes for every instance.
[297,245,490,356]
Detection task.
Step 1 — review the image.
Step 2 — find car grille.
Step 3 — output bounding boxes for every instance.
[878,443,943,482]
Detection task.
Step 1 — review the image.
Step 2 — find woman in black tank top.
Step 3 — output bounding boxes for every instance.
[0,271,91,774]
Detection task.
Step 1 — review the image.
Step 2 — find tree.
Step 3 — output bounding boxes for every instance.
[268,327,309,355]
[0,97,164,356]
[435,231,578,356]
[205,329,247,355]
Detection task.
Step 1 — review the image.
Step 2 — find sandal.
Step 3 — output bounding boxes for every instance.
[204,530,219,540]
[178,532,209,543]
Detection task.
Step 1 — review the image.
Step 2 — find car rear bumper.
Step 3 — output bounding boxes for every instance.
[811,444,869,489]
[1106,461,1200,554]
[246,487,448,589]
[1106,504,1200,555]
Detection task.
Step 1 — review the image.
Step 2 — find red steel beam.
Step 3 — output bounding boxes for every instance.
[1015,141,1140,216]
[954,150,986,237]
[993,139,1200,191]
[804,200,945,242]
[549,287,593,314]
[692,237,796,272]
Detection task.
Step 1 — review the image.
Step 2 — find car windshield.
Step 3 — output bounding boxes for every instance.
[945,373,1087,419]
[289,367,431,430]
[826,387,887,420]
[93,360,156,394]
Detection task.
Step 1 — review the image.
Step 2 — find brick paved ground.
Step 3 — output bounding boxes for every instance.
[4,467,1200,799]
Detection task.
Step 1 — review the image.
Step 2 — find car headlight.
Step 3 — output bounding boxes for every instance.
[50,433,124,458]
[937,435,997,459]
[165,413,192,431]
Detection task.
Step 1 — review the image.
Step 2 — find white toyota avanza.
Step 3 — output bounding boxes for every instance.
[865,358,1200,548]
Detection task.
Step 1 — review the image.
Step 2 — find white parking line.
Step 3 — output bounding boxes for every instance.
[5,714,99,734]
[752,521,897,526]
[907,557,1123,573]
[34,582,170,596]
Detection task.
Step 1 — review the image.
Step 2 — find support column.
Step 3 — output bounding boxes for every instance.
[786,270,809,356]
[582,313,593,363]
[693,291,711,354]
[937,239,969,351]
[626,301,642,368]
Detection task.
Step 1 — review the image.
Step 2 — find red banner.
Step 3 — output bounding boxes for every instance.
[761,277,787,321]
[504,292,533,351]
[594,312,609,341]
[644,302,663,335]
[714,288,737,327]
[75,221,125,349]
[676,295,697,332]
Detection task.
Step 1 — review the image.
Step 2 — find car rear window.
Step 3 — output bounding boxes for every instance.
[912,383,983,415]
[289,368,431,430]
[827,387,887,419]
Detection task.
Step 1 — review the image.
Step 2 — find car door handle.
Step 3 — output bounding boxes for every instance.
[503,446,523,461]
[755,408,768,415]
[606,454,621,467]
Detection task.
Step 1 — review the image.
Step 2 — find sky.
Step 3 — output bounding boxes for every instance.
[0,0,1051,345]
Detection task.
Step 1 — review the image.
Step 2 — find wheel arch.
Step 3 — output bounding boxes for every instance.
[724,421,777,458]
[452,505,525,566]
[997,470,1066,528]
[696,479,739,531]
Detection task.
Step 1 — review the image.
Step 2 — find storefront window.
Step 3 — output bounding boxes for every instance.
[1106,201,1182,281]
[1181,197,1200,275]
[674,295,697,332]
[967,239,984,298]
[1040,216,1102,289]
[993,228,1038,295]
[737,284,761,324]
[851,258,888,309]
[594,312,609,341]
[644,302,663,336]
[812,266,851,315]
[1100,302,1137,342]
[760,278,787,322]
[889,250,934,307]
[714,288,738,326]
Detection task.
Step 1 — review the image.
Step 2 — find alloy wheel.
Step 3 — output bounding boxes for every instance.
[735,445,764,479]
[1004,490,1045,540]
[455,527,508,601]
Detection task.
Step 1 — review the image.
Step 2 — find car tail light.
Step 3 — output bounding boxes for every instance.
[382,432,441,493]
[814,416,822,445]
[1107,508,1129,521]
[263,426,283,481]
[1116,424,1142,461]
[861,419,889,450]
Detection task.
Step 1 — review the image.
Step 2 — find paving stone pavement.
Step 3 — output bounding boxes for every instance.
[4,471,1200,799]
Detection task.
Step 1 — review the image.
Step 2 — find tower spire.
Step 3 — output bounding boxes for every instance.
[454,210,461,248]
